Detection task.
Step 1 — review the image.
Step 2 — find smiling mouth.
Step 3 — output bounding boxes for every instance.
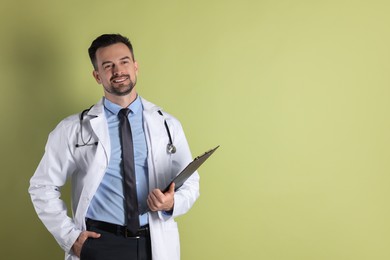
[111,75,129,84]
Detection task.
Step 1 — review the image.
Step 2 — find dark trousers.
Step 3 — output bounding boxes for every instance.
[81,223,152,260]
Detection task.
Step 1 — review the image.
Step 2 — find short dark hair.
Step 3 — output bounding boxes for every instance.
[88,34,135,70]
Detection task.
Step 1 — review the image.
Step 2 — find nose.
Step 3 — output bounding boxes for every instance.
[112,64,123,76]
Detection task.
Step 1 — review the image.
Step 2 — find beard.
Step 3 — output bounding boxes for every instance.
[103,74,137,96]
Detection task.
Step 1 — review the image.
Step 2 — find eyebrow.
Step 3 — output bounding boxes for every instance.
[101,56,132,67]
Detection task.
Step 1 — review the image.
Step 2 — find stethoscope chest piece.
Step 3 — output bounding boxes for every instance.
[167,143,176,154]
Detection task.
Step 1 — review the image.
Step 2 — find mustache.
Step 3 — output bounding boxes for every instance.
[110,74,130,81]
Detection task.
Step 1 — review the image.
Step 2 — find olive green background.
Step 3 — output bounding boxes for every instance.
[1,0,390,259]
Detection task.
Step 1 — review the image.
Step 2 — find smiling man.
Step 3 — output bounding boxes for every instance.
[92,42,138,99]
[29,34,200,260]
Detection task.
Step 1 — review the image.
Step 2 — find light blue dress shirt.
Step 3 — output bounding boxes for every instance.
[86,96,149,226]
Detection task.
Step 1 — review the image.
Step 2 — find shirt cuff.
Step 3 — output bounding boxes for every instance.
[162,209,173,216]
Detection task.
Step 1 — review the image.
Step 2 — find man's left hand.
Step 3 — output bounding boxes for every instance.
[147,183,175,212]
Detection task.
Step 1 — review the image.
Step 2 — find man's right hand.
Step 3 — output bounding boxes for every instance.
[72,231,101,257]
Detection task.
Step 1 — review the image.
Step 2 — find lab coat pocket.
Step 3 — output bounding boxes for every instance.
[163,219,178,232]
[162,220,180,257]
[74,144,98,171]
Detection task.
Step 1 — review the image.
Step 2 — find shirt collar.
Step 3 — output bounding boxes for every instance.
[103,95,143,116]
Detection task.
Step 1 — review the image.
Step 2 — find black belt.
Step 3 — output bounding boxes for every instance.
[86,218,149,238]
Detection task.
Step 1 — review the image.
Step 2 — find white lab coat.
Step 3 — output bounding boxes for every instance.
[29,97,200,260]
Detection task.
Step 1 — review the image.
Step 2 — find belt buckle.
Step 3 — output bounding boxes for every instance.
[125,228,140,238]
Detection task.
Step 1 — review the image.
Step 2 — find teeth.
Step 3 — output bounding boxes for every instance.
[113,77,127,83]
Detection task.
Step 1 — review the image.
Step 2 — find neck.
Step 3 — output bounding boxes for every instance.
[104,90,138,108]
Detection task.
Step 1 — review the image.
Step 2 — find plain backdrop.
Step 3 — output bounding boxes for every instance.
[1,0,390,259]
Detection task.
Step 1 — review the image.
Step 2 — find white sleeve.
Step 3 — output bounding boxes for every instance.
[28,121,81,253]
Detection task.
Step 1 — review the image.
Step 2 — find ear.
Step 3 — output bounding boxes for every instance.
[92,70,101,84]
[134,60,139,77]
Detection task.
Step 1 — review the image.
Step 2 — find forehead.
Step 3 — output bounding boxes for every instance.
[95,43,133,62]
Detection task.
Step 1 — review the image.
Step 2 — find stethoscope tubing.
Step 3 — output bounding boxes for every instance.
[76,108,176,154]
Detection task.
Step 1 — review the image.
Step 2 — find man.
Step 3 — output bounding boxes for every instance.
[29,34,200,260]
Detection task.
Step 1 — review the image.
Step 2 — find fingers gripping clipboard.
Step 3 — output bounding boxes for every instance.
[162,145,219,193]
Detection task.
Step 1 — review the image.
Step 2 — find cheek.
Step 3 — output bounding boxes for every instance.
[100,73,112,83]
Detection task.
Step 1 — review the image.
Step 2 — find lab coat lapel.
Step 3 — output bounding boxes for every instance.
[73,98,110,227]
[141,98,165,157]
[88,98,110,165]
[141,98,167,190]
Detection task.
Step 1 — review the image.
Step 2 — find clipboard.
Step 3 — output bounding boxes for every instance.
[162,145,219,193]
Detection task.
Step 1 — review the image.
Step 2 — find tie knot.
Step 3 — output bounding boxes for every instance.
[119,108,131,118]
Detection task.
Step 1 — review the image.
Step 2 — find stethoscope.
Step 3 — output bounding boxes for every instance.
[158,110,176,154]
[75,107,98,148]
[75,107,176,154]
